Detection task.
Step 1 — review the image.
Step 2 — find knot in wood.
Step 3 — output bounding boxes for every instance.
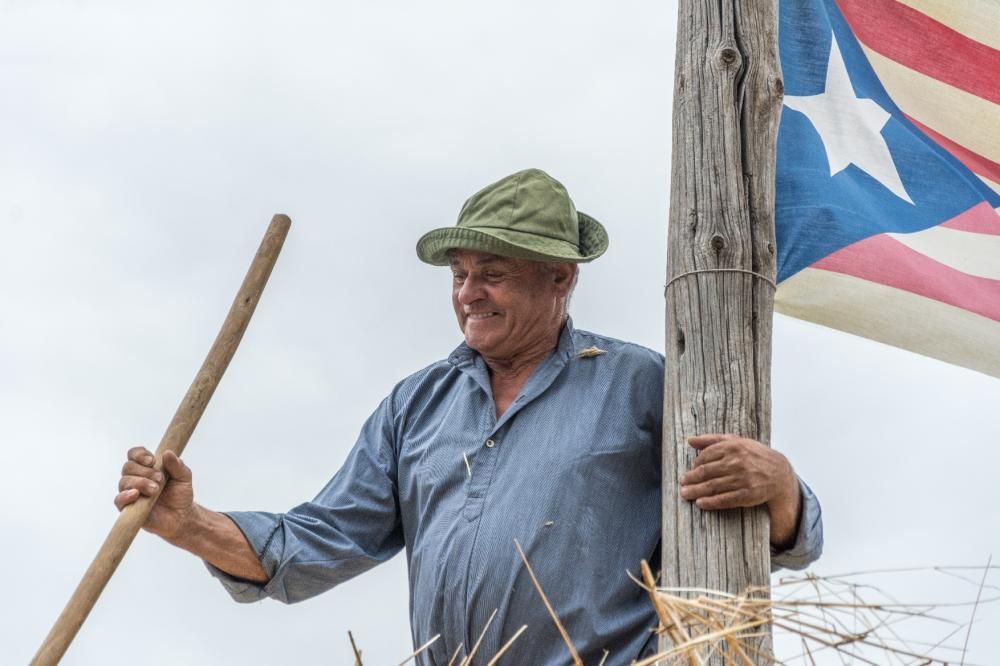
[773,76,784,98]
[718,47,740,67]
[710,234,726,252]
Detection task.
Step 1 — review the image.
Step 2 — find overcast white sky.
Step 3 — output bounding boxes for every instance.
[3,1,998,664]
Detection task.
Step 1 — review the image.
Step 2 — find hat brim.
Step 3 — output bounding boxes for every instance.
[416,212,608,266]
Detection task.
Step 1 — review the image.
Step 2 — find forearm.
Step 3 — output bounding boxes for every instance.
[167,504,269,583]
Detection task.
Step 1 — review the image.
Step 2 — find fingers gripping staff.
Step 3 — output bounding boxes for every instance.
[115,449,195,541]
[32,215,291,666]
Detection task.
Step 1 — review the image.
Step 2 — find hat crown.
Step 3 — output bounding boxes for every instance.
[414,167,608,266]
[457,169,580,248]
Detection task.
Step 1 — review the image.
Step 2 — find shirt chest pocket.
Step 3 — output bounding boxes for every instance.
[405,434,486,501]
[566,413,652,459]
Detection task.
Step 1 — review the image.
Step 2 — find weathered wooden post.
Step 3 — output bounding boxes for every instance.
[662,0,782,662]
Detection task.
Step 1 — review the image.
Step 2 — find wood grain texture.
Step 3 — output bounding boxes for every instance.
[32,214,292,666]
[662,0,781,662]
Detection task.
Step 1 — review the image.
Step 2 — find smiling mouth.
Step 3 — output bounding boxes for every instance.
[466,312,498,321]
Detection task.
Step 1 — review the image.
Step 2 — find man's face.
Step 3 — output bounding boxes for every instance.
[449,250,572,361]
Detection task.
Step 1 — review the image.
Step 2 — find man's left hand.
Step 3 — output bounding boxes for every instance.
[679,434,802,549]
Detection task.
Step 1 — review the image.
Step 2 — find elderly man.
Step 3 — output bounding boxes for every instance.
[116,169,822,664]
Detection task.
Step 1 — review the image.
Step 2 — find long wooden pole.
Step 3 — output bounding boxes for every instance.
[662,1,781,663]
[32,214,292,665]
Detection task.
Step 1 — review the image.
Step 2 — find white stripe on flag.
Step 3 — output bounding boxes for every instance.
[887,226,1000,280]
[861,45,1000,165]
[776,267,1000,378]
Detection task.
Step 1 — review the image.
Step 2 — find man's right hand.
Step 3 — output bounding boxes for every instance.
[115,447,196,542]
[113,447,268,582]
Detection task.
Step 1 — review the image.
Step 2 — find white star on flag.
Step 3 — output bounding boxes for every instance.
[784,35,913,204]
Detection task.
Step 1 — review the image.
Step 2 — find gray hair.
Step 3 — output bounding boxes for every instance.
[536,262,579,314]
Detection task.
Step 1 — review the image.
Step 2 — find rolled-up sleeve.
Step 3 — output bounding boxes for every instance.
[771,478,823,571]
[206,395,404,603]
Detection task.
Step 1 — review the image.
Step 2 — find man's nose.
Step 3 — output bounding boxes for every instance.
[457,276,484,304]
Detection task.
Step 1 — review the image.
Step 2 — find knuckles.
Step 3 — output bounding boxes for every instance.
[684,437,793,508]
[118,475,145,493]
[127,446,151,461]
[122,461,149,479]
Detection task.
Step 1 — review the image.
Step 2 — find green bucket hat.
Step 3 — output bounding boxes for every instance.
[416,168,609,265]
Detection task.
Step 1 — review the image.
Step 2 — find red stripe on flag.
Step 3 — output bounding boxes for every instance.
[813,232,1000,323]
[938,201,1000,236]
[835,0,1000,105]
[906,114,1000,186]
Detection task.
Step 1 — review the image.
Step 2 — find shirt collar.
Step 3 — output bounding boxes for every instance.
[449,317,578,431]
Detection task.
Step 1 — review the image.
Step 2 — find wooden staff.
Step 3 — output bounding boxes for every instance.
[32,214,292,665]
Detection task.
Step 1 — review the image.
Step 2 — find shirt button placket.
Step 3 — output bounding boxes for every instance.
[463,436,499,521]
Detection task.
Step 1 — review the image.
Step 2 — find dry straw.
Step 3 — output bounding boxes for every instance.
[349,550,996,665]
[635,558,998,665]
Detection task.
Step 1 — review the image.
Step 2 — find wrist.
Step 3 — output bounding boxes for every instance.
[164,503,210,551]
[772,472,800,511]
[768,466,802,548]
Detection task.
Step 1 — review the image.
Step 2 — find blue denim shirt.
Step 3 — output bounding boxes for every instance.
[208,320,823,664]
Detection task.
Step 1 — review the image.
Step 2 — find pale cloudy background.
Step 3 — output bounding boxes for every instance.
[2,1,998,664]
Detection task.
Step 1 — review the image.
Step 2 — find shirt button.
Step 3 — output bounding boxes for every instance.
[485,439,496,448]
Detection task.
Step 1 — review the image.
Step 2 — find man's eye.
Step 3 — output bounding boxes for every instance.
[452,273,466,283]
[484,272,503,280]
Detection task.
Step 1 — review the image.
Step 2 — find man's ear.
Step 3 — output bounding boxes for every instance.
[552,263,576,293]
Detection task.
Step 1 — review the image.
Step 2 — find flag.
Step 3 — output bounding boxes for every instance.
[774,0,1000,377]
